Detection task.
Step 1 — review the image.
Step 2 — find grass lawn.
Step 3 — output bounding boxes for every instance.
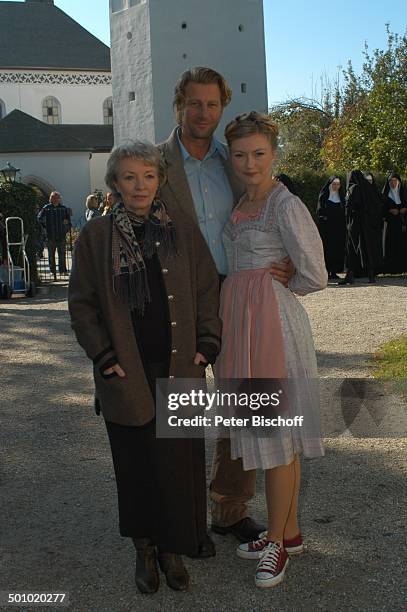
[372,335,407,396]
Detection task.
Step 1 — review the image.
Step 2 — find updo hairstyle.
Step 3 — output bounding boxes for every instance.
[225,111,279,150]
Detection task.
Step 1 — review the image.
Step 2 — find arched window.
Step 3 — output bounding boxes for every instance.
[42,96,61,124]
[103,97,113,125]
[0,99,6,120]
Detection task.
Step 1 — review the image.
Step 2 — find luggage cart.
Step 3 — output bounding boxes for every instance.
[2,216,36,298]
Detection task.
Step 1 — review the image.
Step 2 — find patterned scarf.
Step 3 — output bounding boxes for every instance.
[111,200,176,313]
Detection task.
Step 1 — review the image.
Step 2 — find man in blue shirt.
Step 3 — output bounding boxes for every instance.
[160,68,241,281]
[159,67,292,556]
[38,191,71,280]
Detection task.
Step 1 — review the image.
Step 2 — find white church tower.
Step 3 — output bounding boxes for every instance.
[109,0,267,144]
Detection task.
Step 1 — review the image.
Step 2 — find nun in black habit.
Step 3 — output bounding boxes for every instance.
[317,176,346,279]
[364,172,376,186]
[339,170,383,284]
[275,173,299,196]
[382,173,407,274]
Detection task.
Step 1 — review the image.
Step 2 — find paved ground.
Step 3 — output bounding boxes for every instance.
[0,278,406,611]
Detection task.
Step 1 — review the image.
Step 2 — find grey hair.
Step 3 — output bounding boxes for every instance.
[85,194,98,209]
[105,140,166,195]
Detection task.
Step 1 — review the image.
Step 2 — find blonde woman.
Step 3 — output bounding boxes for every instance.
[217,112,327,588]
[101,191,116,215]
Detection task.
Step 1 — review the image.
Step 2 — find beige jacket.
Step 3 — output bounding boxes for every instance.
[158,128,243,224]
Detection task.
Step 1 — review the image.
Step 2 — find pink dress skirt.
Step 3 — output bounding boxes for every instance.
[217,267,287,379]
[218,207,286,380]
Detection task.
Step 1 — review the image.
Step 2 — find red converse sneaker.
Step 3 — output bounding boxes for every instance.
[284,533,304,555]
[237,531,303,559]
[237,531,268,559]
[255,541,289,588]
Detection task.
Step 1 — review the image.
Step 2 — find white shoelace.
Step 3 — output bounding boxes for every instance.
[250,534,268,550]
[257,542,281,573]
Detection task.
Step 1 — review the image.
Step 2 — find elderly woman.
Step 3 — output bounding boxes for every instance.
[68,141,221,594]
[85,194,101,221]
[216,112,327,589]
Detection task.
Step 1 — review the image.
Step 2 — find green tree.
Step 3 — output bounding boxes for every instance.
[322,27,407,173]
[270,99,333,174]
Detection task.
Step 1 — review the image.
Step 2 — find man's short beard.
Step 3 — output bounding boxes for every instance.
[188,126,217,140]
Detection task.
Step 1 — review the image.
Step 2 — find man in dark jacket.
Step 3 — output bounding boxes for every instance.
[38,191,71,280]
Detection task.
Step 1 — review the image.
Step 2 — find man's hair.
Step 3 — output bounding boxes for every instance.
[49,191,60,201]
[173,66,232,124]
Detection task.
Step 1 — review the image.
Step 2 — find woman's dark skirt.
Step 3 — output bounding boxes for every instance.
[105,363,207,556]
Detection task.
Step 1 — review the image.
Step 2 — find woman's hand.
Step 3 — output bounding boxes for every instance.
[269,256,295,287]
[400,208,407,214]
[194,352,208,366]
[390,208,399,215]
[103,363,126,377]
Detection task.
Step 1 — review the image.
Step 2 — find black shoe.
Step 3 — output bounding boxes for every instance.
[158,552,189,591]
[134,544,159,594]
[368,270,376,283]
[338,271,354,285]
[211,517,267,543]
[186,533,216,558]
[329,272,340,280]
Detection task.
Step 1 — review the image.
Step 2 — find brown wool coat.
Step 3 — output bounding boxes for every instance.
[68,210,221,426]
[158,128,244,222]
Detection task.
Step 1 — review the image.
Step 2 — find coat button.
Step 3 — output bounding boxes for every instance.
[155,241,161,247]
[169,375,174,379]
[171,321,177,327]
[168,294,174,301]
[171,348,177,354]
[162,268,168,274]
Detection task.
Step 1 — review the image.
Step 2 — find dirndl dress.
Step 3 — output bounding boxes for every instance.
[216,183,327,470]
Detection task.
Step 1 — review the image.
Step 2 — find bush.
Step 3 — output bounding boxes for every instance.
[0,182,42,283]
[289,171,333,219]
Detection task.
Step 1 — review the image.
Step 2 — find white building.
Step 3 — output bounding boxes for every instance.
[0,0,114,222]
[110,0,267,144]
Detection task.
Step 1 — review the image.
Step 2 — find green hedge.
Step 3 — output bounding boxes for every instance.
[289,171,332,218]
[0,182,42,283]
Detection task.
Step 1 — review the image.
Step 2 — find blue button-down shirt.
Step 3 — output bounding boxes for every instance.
[177,129,234,275]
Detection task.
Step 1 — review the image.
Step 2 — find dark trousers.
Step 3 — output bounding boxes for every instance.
[48,238,67,274]
[105,362,207,555]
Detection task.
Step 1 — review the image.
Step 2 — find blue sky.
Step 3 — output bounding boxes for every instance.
[4,0,406,105]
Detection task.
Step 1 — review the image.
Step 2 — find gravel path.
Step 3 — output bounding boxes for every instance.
[0,278,406,612]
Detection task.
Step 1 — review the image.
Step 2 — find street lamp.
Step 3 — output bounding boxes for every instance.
[0,162,20,183]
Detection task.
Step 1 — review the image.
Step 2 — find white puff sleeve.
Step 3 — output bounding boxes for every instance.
[275,195,328,295]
